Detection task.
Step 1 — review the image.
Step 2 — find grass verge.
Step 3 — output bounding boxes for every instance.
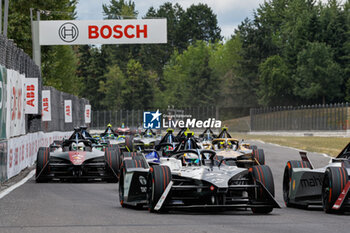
[231,134,350,157]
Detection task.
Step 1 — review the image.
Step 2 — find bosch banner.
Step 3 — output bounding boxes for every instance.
[64,100,72,123]
[85,105,91,124]
[24,78,38,114]
[39,19,167,45]
[0,66,7,139]
[42,90,51,121]
[6,69,25,138]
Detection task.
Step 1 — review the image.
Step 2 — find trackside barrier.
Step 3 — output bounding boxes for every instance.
[5,131,72,180]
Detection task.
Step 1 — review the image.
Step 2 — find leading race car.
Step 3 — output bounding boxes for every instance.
[35,128,120,182]
[118,148,280,213]
[283,144,350,213]
[206,127,265,168]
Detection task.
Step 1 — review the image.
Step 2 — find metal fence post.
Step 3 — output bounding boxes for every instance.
[132,110,134,128]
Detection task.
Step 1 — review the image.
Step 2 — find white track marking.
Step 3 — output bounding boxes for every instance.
[0,170,35,199]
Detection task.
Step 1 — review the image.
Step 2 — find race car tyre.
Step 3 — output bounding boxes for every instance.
[123,157,147,169]
[148,165,172,213]
[125,136,134,152]
[282,160,312,207]
[322,167,349,213]
[253,149,265,165]
[104,148,120,181]
[250,165,274,214]
[35,147,50,183]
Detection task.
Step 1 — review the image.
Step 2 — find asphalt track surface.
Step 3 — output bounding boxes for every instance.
[0,141,349,233]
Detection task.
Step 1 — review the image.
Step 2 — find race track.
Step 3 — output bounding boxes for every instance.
[0,141,349,233]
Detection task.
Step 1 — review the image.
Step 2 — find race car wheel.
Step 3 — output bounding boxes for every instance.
[250,165,274,214]
[104,148,120,181]
[283,160,312,207]
[148,165,172,213]
[322,167,349,213]
[125,136,134,152]
[253,149,265,165]
[124,157,147,169]
[35,147,50,183]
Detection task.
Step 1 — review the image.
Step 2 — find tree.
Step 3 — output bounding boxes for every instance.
[209,36,243,106]
[76,45,110,109]
[163,41,219,107]
[258,55,293,106]
[102,0,138,19]
[98,65,125,110]
[293,42,343,104]
[178,3,222,48]
[139,3,185,75]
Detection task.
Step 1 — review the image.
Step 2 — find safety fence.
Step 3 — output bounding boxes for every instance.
[90,106,218,129]
[0,35,90,182]
[250,103,349,131]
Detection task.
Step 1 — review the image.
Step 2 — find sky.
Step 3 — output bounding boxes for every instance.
[76,0,267,39]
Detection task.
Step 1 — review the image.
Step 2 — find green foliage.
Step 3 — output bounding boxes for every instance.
[178,3,222,48]
[98,65,125,110]
[42,45,80,95]
[258,55,293,106]
[98,60,158,110]
[162,41,219,107]
[102,0,138,19]
[293,42,342,104]
[235,0,349,106]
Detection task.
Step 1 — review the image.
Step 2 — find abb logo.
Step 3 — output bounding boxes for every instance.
[66,105,71,116]
[86,109,90,118]
[26,84,35,107]
[11,86,22,121]
[88,24,147,39]
[43,98,49,112]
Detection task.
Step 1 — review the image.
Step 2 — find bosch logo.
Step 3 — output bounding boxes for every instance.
[58,23,79,42]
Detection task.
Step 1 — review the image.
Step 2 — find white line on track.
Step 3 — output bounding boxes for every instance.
[0,170,35,199]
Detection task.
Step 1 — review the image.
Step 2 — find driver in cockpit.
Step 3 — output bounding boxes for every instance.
[71,142,85,151]
[182,153,200,166]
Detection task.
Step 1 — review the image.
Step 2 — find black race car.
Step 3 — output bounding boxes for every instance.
[35,128,120,182]
[283,144,350,213]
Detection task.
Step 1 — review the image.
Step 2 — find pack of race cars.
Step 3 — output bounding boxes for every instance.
[35,125,350,214]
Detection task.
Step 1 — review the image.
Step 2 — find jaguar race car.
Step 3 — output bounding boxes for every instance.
[204,128,265,168]
[283,144,350,213]
[35,128,120,182]
[118,149,280,213]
